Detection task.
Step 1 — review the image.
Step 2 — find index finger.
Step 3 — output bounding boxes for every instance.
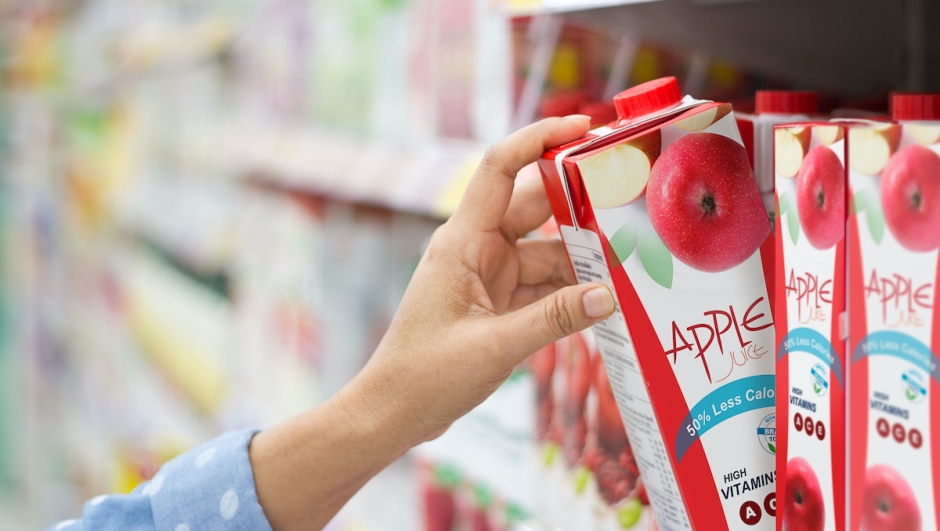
[451,115,590,234]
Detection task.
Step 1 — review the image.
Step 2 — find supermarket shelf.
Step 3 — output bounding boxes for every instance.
[529,0,938,95]
[180,123,485,220]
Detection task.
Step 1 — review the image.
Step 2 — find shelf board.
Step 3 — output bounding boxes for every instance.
[181,123,485,219]
[531,0,938,95]
[503,0,663,15]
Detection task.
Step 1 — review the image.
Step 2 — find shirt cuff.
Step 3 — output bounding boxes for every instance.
[148,429,274,531]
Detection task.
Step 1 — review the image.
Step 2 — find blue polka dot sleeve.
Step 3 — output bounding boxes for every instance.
[48,430,274,531]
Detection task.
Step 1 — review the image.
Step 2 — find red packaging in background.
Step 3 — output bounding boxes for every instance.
[774,120,855,531]
[737,90,820,217]
[846,93,940,531]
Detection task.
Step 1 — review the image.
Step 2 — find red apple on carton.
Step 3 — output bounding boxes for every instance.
[881,145,940,252]
[647,132,769,272]
[908,124,940,146]
[796,145,845,249]
[849,124,902,175]
[862,464,921,531]
[775,126,812,178]
[674,103,732,132]
[577,131,661,209]
[783,457,825,531]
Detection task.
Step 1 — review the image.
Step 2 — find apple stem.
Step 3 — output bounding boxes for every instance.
[912,190,922,209]
[879,499,891,513]
[794,491,803,505]
[817,191,825,209]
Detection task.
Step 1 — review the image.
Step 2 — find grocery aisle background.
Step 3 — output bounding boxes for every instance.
[0,1,934,529]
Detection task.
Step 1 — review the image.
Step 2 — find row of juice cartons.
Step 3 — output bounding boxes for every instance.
[536,76,940,531]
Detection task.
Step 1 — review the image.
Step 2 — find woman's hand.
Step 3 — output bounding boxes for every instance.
[250,116,615,531]
[358,114,616,443]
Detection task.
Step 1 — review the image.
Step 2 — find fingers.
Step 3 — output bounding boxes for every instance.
[492,283,614,365]
[517,239,575,286]
[452,115,590,235]
[506,282,564,312]
[500,166,554,241]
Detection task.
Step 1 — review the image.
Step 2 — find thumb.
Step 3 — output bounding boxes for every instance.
[494,283,615,364]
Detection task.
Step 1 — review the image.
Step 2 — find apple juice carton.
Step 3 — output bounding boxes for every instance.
[774,121,854,531]
[846,93,940,531]
[538,76,776,531]
[736,91,820,218]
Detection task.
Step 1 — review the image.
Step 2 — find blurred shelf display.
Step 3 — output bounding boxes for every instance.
[178,121,485,219]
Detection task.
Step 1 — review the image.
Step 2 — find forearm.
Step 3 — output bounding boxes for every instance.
[249,368,419,531]
[247,116,602,531]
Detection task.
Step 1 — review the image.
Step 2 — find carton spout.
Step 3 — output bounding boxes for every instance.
[612,77,683,122]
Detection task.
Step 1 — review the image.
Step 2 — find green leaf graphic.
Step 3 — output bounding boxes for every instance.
[867,200,885,245]
[768,443,776,454]
[608,223,637,266]
[787,202,800,245]
[813,382,822,394]
[778,192,789,216]
[851,190,868,215]
[638,230,673,289]
[906,388,917,401]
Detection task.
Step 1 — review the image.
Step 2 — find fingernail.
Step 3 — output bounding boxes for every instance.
[565,114,591,124]
[582,286,614,318]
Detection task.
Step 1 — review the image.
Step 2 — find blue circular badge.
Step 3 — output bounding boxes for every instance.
[758,413,776,455]
[902,369,927,404]
[811,363,829,397]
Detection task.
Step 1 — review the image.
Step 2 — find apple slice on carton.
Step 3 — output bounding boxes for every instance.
[775,126,811,178]
[814,125,845,146]
[674,103,732,131]
[849,124,901,175]
[576,131,661,209]
[908,123,940,145]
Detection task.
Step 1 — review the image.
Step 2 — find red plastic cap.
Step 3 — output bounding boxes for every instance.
[892,93,940,121]
[754,91,819,115]
[578,101,617,126]
[613,77,682,121]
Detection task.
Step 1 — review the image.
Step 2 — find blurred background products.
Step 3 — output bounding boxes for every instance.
[0,1,935,529]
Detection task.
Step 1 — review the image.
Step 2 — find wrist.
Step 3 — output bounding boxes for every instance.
[338,360,429,455]
[249,367,419,531]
